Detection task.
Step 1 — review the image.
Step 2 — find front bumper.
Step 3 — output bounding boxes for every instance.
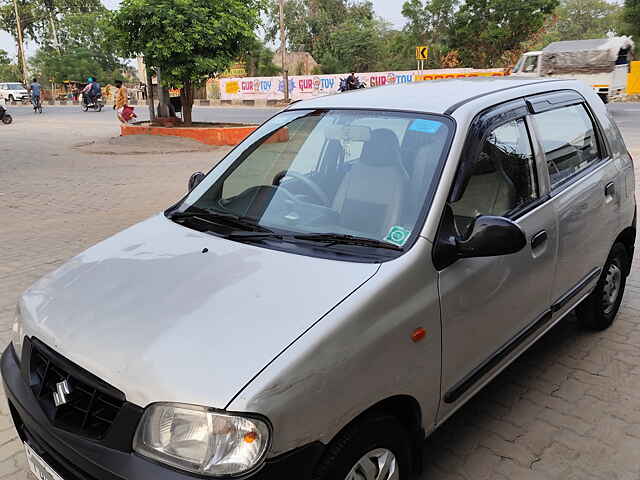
[1,345,324,480]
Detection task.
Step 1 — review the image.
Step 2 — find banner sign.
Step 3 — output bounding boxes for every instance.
[218,68,506,101]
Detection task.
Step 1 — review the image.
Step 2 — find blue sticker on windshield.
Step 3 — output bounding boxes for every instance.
[409,119,442,134]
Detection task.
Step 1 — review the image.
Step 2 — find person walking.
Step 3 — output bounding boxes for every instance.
[114,80,127,123]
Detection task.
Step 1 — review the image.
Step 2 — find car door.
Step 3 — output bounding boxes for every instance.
[436,99,558,412]
[527,91,622,316]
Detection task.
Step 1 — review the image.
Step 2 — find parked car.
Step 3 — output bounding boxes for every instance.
[0,82,29,103]
[3,77,635,480]
[512,36,635,103]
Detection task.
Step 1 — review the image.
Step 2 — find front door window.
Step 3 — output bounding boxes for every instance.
[451,118,538,233]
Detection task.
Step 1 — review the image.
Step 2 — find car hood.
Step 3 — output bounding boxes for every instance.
[19,214,379,408]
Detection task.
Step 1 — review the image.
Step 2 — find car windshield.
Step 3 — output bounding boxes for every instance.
[173,109,453,260]
[6,84,24,90]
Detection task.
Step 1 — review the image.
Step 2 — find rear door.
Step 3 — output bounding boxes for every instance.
[437,99,558,410]
[527,91,621,317]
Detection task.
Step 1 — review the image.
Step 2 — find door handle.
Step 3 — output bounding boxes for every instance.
[531,230,548,250]
[605,182,616,197]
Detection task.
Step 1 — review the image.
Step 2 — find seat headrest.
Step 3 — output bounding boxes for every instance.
[360,129,402,167]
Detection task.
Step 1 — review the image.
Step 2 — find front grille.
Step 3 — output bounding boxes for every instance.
[28,339,125,440]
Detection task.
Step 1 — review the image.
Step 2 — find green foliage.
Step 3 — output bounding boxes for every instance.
[0,49,20,81]
[450,0,559,67]
[111,0,264,86]
[30,10,123,84]
[401,0,459,68]
[623,0,640,40]
[0,0,102,44]
[242,37,281,77]
[110,0,264,124]
[266,0,389,74]
[553,0,624,40]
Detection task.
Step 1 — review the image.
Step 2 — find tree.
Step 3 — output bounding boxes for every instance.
[553,0,623,40]
[450,0,559,68]
[242,38,281,77]
[111,0,263,126]
[0,49,20,81]
[623,0,640,40]
[30,9,123,84]
[401,0,458,67]
[265,0,389,74]
[0,0,102,80]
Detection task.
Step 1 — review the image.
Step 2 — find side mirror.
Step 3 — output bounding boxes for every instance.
[457,215,527,259]
[188,172,205,192]
[433,207,527,270]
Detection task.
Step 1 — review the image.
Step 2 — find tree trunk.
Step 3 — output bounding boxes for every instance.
[181,79,194,126]
[146,68,156,122]
[156,68,171,118]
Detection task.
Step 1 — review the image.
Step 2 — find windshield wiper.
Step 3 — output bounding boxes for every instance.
[292,233,404,251]
[170,210,273,233]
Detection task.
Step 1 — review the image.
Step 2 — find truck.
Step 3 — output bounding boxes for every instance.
[512,36,634,103]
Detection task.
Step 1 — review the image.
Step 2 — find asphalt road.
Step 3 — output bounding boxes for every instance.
[4,104,281,125]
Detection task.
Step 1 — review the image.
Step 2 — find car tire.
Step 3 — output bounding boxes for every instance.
[8,95,14,103]
[2,114,12,125]
[312,415,412,480]
[576,243,628,331]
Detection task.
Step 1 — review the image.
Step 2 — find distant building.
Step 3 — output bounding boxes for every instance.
[273,50,319,75]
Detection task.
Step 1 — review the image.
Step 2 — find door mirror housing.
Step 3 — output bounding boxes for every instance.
[457,215,527,259]
[433,206,527,270]
[188,172,206,192]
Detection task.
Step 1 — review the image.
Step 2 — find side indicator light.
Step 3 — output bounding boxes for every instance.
[411,328,427,343]
[244,432,258,444]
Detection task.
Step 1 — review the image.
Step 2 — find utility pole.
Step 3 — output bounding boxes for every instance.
[278,0,289,103]
[12,0,28,85]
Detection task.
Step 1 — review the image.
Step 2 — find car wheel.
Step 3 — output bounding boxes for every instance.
[313,415,412,480]
[576,243,628,330]
[8,95,14,103]
[2,114,12,125]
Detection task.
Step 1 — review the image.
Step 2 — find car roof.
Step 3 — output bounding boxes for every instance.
[288,77,572,115]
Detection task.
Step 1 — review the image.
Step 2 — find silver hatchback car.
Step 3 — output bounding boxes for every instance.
[3,78,636,480]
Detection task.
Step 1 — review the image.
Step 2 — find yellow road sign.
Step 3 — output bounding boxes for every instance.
[416,46,429,61]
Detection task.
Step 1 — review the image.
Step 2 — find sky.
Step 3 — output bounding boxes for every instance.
[0,1,405,59]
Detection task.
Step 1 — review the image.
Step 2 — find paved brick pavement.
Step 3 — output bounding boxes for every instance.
[0,108,639,479]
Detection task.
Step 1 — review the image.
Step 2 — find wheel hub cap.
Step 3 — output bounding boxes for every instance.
[602,263,622,315]
[345,448,399,480]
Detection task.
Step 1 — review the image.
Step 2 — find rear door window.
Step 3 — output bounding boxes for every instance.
[532,104,603,188]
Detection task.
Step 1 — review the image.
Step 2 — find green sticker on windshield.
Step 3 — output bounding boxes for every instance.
[385,226,411,247]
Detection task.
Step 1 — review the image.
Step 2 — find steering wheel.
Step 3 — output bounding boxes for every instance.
[272,170,330,206]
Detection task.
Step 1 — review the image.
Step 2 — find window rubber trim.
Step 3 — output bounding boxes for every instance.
[443,80,573,115]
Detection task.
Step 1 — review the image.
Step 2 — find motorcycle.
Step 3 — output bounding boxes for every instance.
[0,105,12,125]
[338,77,367,93]
[82,93,104,112]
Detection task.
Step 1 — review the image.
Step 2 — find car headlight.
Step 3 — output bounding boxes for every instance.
[11,305,24,362]
[133,403,270,476]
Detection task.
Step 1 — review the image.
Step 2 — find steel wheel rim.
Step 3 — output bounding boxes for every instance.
[345,448,399,480]
[602,263,622,315]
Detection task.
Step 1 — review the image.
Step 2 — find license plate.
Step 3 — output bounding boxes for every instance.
[24,443,64,480]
